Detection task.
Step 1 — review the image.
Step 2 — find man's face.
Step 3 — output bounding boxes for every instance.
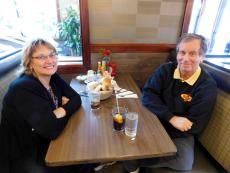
[177,39,204,78]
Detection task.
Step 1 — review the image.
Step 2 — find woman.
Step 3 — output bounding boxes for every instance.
[0,39,94,173]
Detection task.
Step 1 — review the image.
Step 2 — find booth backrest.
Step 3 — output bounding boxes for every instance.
[0,65,23,123]
[199,63,230,172]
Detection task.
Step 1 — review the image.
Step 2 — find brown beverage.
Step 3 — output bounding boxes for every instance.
[89,91,100,109]
[91,101,100,109]
[113,113,125,131]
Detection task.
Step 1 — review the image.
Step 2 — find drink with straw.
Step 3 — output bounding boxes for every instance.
[112,106,127,131]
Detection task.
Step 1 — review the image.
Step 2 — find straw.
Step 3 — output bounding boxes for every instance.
[116,94,120,114]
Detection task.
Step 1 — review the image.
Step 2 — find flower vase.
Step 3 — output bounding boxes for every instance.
[102,56,110,71]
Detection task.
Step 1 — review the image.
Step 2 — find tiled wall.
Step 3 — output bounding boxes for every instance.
[88,0,185,87]
[88,0,186,43]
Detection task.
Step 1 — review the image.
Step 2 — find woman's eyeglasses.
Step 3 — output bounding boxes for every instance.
[32,52,58,61]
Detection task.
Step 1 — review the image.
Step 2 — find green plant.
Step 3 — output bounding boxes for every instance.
[59,7,81,56]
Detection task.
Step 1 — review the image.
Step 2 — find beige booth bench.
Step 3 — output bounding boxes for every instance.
[199,63,230,172]
[0,65,23,123]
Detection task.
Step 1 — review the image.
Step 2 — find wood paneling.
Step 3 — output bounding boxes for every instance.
[91,52,168,88]
[80,0,91,70]
[181,0,194,34]
[91,43,176,53]
[57,64,87,74]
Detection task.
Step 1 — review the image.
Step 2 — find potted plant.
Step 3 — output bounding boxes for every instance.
[58,7,81,56]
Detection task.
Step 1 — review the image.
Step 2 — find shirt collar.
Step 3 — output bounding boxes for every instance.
[173,66,201,86]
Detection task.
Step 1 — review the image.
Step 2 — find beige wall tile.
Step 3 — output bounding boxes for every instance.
[112,14,136,26]
[157,27,180,43]
[137,1,161,14]
[138,0,161,2]
[162,0,183,2]
[91,26,112,40]
[136,27,157,39]
[112,0,138,14]
[112,26,136,40]
[159,15,181,27]
[90,13,112,26]
[89,0,112,13]
[160,2,185,16]
[88,0,185,44]
[136,14,159,28]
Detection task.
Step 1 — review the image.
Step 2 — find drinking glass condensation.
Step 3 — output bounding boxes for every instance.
[89,91,100,109]
[125,112,138,139]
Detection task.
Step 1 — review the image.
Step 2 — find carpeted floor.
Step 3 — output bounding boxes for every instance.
[95,146,223,173]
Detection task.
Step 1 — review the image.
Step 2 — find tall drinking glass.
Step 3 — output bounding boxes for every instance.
[125,112,138,140]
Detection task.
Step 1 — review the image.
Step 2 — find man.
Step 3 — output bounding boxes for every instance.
[123,33,217,173]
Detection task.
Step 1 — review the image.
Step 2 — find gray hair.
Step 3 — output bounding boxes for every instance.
[176,33,208,56]
[22,38,56,75]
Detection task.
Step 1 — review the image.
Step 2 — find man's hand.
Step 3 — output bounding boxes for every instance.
[169,116,193,132]
[62,96,69,105]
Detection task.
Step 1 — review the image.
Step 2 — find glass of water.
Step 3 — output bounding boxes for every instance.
[125,112,138,140]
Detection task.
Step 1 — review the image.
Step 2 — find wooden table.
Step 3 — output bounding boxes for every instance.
[45,74,177,166]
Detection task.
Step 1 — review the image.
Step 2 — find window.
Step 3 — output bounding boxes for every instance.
[0,0,90,73]
[188,0,230,56]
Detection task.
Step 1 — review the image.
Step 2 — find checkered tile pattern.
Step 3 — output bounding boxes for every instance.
[89,0,185,43]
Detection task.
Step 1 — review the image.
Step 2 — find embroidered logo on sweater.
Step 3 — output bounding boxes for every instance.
[181,93,192,102]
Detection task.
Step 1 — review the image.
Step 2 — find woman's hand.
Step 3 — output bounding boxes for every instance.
[62,96,69,105]
[169,115,193,132]
[53,107,66,118]
[52,96,70,118]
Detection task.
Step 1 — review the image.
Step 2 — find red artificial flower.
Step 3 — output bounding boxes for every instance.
[103,49,110,56]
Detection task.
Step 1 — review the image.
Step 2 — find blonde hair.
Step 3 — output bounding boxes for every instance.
[22,38,56,75]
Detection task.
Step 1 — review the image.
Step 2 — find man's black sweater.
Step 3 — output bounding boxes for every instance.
[142,62,217,138]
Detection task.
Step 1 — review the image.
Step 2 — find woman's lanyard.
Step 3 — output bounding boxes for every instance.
[47,87,58,108]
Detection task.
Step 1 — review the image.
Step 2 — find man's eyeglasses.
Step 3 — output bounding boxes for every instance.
[32,52,58,61]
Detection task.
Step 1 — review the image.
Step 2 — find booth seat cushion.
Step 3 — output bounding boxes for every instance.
[0,65,23,123]
[199,89,230,172]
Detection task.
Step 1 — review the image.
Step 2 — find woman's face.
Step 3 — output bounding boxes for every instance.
[30,45,58,78]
